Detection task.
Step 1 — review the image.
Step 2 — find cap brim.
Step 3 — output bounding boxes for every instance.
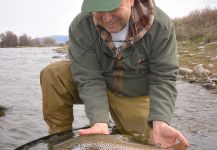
[81,0,121,12]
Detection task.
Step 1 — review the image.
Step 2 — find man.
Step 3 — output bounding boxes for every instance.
[40,0,189,148]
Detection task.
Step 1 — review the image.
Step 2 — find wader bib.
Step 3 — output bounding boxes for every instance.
[107,90,151,139]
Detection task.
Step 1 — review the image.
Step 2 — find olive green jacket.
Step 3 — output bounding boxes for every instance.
[68,7,178,126]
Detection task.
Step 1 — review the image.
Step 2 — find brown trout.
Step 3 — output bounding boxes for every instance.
[52,134,186,150]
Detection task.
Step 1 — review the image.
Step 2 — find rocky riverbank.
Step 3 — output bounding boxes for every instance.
[178,40,217,93]
[53,45,68,53]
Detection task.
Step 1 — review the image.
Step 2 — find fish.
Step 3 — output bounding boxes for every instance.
[52,134,186,150]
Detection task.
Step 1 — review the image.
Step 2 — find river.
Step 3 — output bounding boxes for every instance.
[0,48,216,150]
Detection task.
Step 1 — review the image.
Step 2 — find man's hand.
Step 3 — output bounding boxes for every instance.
[152,121,190,148]
[78,123,109,135]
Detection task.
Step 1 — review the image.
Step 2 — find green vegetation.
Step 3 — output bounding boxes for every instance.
[174,7,217,42]
[175,8,217,76]
[175,8,217,91]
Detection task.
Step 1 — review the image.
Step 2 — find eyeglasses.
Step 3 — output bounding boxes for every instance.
[99,26,136,61]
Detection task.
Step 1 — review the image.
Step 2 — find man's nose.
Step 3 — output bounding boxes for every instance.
[102,12,113,23]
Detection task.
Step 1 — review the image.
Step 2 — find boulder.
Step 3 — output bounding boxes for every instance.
[208,63,214,68]
[0,105,6,117]
[179,67,193,76]
[194,64,210,75]
[203,82,216,90]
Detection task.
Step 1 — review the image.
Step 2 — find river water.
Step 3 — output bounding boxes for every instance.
[0,48,216,150]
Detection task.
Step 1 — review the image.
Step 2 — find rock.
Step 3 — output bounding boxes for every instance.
[53,46,68,53]
[188,54,196,57]
[177,75,184,80]
[209,78,217,83]
[0,111,4,117]
[203,78,217,90]
[199,42,205,45]
[188,77,197,83]
[52,55,62,59]
[179,50,189,54]
[211,56,217,61]
[179,67,193,75]
[194,64,210,75]
[197,46,205,50]
[208,63,214,68]
[203,82,216,90]
[182,41,189,45]
[208,41,217,46]
[210,74,217,78]
[0,105,6,117]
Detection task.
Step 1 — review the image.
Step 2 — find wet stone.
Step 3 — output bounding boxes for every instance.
[0,105,6,117]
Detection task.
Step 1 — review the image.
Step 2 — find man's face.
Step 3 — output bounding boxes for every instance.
[92,0,134,33]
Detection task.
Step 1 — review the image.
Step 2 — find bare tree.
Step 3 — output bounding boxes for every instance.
[30,38,42,47]
[19,33,31,46]
[6,31,18,47]
[0,31,18,47]
[42,37,56,46]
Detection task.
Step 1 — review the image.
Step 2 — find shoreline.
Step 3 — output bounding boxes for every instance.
[178,40,217,93]
[179,76,217,94]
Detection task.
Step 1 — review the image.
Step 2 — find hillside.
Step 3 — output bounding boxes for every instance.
[51,35,69,44]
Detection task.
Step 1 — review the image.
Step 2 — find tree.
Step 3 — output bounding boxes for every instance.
[42,37,56,46]
[0,31,18,47]
[30,38,42,47]
[19,33,31,46]
[5,31,18,47]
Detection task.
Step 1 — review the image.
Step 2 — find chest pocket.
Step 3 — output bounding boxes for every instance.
[97,40,150,75]
[121,44,150,75]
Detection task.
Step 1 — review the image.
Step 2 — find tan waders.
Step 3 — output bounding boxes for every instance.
[107,91,151,139]
[40,60,151,139]
[40,60,82,134]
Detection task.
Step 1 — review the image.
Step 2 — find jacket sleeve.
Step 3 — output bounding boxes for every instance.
[67,14,110,125]
[147,17,179,126]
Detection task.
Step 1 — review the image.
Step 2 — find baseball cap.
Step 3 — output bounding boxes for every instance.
[81,0,121,12]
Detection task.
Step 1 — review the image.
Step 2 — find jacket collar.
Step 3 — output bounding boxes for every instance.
[93,0,155,50]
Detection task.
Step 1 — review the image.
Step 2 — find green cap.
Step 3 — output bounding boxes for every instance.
[81,0,121,12]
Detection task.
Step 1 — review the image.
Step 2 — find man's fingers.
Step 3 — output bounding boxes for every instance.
[176,132,190,147]
[78,128,92,135]
[101,127,110,134]
[78,125,109,135]
[78,128,101,135]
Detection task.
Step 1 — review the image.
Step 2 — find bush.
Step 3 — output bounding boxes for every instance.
[173,7,217,42]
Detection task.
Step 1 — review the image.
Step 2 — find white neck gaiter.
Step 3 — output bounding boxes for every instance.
[111,22,129,48]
